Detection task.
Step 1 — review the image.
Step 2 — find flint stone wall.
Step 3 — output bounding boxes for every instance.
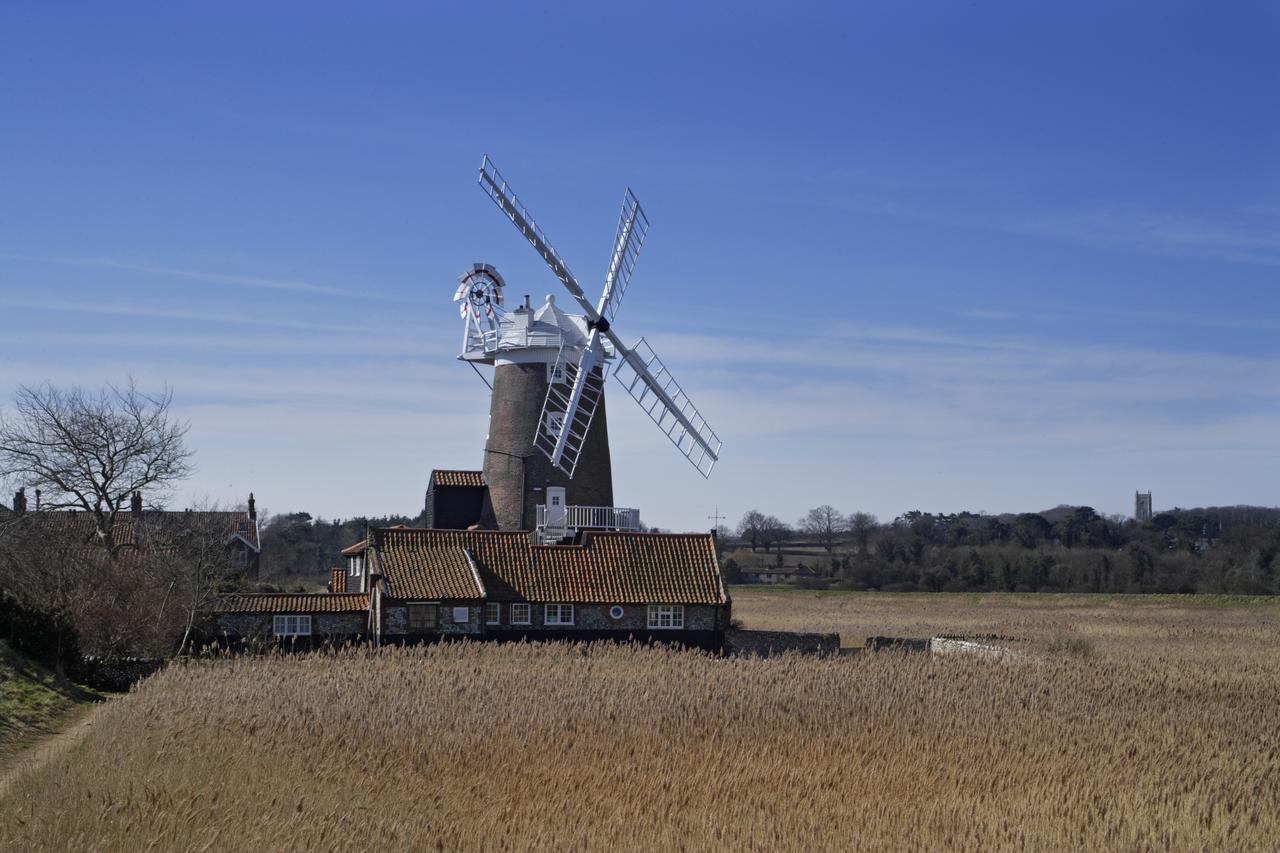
[726,629,841,657]
[488,602,723,632]
[382,603,483,636]
[216,612,366,641]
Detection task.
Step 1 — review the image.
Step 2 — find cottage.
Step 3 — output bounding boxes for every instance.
[4,488,262,574]
[213,592,370,646]
[209,526,732,651]
[368,527,730,649]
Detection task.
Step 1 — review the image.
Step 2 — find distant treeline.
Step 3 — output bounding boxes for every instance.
[258,511,419,585]
[257,503,1280,595]
[728,505,1280,595]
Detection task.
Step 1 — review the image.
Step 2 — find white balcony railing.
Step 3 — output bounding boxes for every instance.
[536,504,642,538]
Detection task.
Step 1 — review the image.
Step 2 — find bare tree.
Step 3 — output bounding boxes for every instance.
[737,510,766,552]
[848,511,879,556]
[137,505,244,656]
[759,515,791,554]
[0,381,193,558]
[799,505,847,553]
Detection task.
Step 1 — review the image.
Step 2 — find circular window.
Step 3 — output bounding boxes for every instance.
[608,605,624,620]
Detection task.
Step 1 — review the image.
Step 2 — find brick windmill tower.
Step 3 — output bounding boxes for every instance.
[454,157,722,540]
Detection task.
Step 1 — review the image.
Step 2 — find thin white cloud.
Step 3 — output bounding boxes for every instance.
[0,254,418,302]
[0,296,373,334]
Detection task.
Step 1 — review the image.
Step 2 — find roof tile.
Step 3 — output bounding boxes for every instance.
[430,470,486,488]
[214,593,369,613]
[372,528,727,605]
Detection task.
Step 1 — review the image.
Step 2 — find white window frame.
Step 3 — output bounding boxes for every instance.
[452,606,470,624]
[543,411,566,439]
[647,605,684,629]
[511,603,531,625]
[486,602,501,625]
[349,555,363,577]
[546,362,567,385]
[545,603,575,626]
[273,615,312,637]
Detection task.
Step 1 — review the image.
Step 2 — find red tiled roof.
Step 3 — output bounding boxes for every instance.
[214,593,369,614]
[341,539,367,556]
[14,509,259,550]
[373,530,489,600]
[372,528,727,605]
[430,470,486,489]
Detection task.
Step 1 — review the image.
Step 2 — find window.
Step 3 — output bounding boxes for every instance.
[234,549,247,564]
[451,606,470,624]
[349,555,363,577]
[273,615,311,636]
[407,603,438,630]
[486,603,501,625]
[546,362,567,384]
[608,605,625,620]
[543,411,565,439]
[511,603,531,625]
[545,603,574,626]
[647,605,684,629]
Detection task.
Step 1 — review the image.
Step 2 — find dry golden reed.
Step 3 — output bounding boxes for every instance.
[2,593,1278,851]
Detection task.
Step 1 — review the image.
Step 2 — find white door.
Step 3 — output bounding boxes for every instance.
[546,486,567,534]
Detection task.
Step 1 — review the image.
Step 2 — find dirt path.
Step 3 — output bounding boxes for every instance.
[0,697,116,801]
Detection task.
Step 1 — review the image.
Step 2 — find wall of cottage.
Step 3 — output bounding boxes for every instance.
[381,603,482,636]
[487,602,724,632]
[216,612,367,641]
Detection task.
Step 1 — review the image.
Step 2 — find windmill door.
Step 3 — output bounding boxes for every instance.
[545,486,567,536]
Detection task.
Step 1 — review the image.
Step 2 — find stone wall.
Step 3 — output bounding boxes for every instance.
[216,612,367,642]
[381,602,483,636]
[77,656,166,691]
[726,629,841,657]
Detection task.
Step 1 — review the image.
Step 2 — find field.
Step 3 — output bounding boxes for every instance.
[2,592,1278,851]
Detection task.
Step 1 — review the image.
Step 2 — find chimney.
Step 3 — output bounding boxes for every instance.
[131,490,143,515]
[34,489,40,511]
[12,488,26,514]
[330,568,347,594]
[248,492,256,520]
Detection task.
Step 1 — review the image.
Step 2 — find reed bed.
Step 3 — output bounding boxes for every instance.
[1,597,1278,851]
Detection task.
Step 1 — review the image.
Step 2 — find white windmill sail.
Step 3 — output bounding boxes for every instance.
[609,337,722,478]
[597,189,649,323]
[477,155,721,479]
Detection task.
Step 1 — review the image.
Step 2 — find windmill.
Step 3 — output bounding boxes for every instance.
[458,156,721,536]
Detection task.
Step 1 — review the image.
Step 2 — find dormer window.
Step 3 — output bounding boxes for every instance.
[349,555,364,577]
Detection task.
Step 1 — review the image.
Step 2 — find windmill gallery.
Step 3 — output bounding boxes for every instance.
[210,158,733,650]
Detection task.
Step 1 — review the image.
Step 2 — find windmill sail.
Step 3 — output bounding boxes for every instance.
[610,336,721,478]
[478,156,595,315]
[597,189,649,323]
[534,334,608,477]
[477,155,722,479]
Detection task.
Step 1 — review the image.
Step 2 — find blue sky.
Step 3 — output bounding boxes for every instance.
[1,2,1277,530]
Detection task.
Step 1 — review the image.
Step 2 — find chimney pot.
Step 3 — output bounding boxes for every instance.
[13,488,26,514]
[131,490,143,515]
[248,492,256,520]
